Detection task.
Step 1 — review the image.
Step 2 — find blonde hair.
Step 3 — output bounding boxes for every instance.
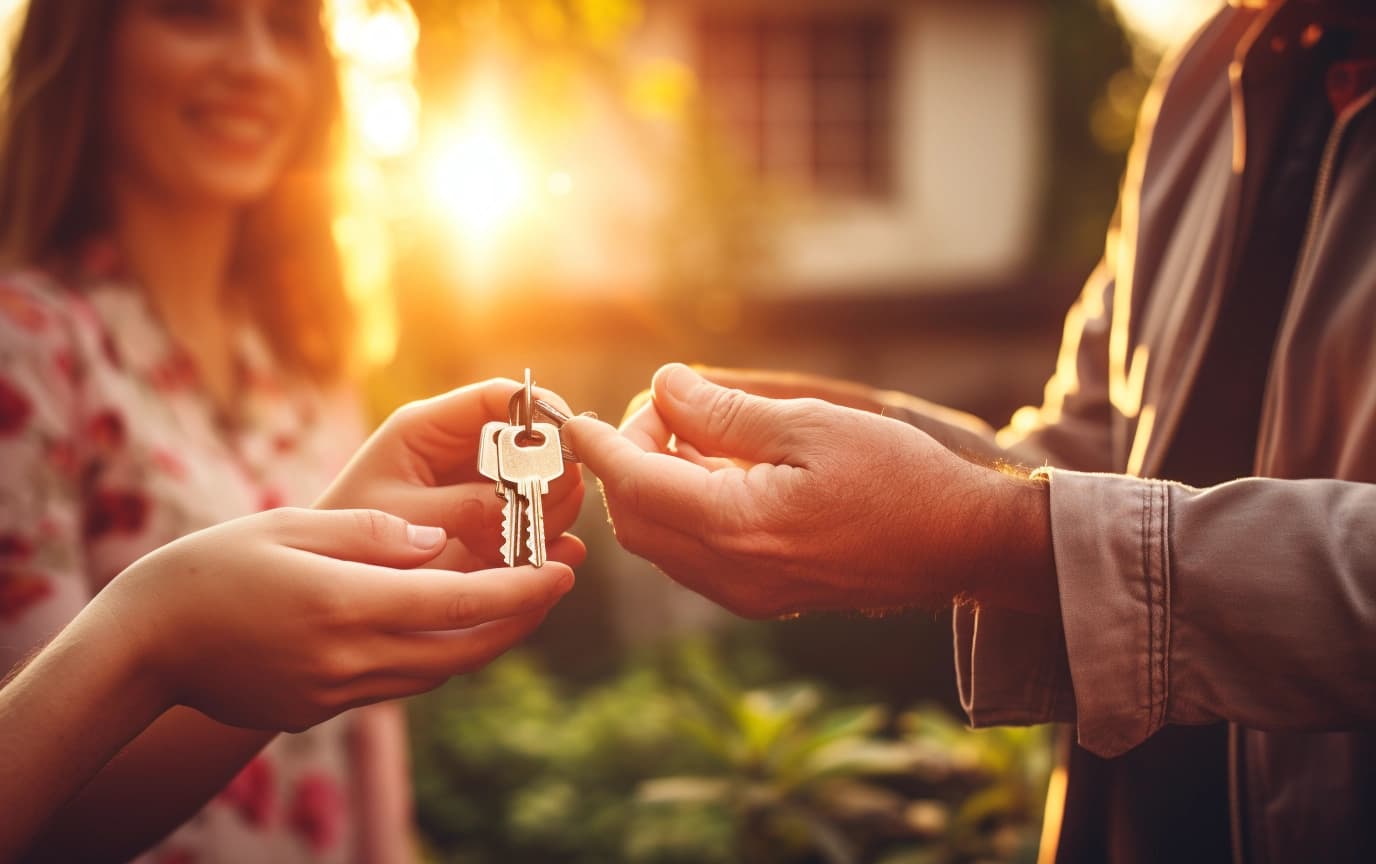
[0,0,354,381]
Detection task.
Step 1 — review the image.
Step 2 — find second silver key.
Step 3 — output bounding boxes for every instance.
[497,422,564,567]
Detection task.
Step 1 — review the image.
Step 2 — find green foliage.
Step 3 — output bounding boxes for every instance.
[410,639,1051,864]
[1038,0,1150,274]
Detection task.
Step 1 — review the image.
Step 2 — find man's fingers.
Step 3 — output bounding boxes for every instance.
[694,366,885,413]
[269,508,447,567]
[670,439,741,471]
[621,387,653,426]
[619,399,674,453]
[620,402,737,469]
[360,562,574,632]
[562,415,651,484]
[650,363,800,464]
[565,416,707,498]
[565,414,734,530]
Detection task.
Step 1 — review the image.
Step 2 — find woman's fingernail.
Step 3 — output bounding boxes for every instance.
[407,524,446,549]
[578,410,599,420]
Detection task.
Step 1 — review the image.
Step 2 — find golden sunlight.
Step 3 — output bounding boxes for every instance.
[1110,0,1222,55]
[0,0,23,69]
[328,0,422,365]
[425,86,535,281]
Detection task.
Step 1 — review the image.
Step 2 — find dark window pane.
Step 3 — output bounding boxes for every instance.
[696,9,895,198]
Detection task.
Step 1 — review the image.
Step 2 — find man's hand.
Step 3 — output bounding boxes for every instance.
[316,379,586,571]
[564,364,1057,618]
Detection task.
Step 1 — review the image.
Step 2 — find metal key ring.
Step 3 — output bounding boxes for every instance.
[506,390,580,462]
[522,368,534,438]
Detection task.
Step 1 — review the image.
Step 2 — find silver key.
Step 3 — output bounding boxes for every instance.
[477,420,525,566]
[496,422,564,567]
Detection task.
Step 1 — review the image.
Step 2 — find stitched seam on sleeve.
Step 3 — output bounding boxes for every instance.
[1146,482,1168,732]
[1142,480,1153,733]
[1159,482,1173,727]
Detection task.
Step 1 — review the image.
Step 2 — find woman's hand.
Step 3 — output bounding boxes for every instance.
[316,379,586,571]
[104,507,576,732]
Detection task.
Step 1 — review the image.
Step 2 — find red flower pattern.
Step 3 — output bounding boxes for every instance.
[0,284,47,332]
[83,489,149,538]
[0,376,31,437]
[0,570,53,622]
[149,349,199,392]
[0,533,34,559]
[99,329,122,369]
[153,848,196,864]
[46,438,78,477]
[151,447,188,480]
[288,773,346,854]
[87,410,126,451]
[53,348,78,383]
[0,268,367,858]
[218,756,276,828]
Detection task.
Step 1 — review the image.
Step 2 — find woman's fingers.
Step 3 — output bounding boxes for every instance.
[375,611,551,679]
[396,480,585,560]
[263,507,447,567]
[354,561,574,633]
[393,379,578,484]
[546,533,587,568]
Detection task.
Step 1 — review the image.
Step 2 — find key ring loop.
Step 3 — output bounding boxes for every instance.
[522,368,534,438]
[506,381,580,462]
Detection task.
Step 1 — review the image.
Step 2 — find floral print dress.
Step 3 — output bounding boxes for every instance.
[0,264,367,863]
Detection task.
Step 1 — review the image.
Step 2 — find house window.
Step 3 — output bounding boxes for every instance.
[698,11,894,198]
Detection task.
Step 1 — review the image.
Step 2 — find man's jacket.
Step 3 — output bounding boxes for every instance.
[881,2,1376,861]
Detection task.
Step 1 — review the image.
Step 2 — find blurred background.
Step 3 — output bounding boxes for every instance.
[0,0,1219,860]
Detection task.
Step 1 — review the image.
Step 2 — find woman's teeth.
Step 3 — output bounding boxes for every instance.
[197,112,273,147]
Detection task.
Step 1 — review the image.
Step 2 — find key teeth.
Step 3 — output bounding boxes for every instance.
[500,494,518,566]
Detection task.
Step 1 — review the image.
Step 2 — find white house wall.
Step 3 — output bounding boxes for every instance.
[771,1,1045,294]
[522,0,1045,297]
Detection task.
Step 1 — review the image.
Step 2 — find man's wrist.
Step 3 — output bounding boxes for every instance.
[966,467,1059,615]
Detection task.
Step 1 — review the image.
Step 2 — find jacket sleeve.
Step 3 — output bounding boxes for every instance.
[877,262,1119,475]
[1028,470,1376,757]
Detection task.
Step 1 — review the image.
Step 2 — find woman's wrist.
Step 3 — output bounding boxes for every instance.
[67,595,178,730]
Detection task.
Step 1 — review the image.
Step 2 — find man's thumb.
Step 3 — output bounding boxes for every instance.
[651,363,796,463]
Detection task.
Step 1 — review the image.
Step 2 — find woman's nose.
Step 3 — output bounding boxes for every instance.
[223,11,292,79]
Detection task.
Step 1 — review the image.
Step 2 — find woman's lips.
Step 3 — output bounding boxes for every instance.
[186,104,280,155]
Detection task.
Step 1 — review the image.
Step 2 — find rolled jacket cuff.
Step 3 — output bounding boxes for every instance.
[954,602,1075,728]
[1045,468,1171,757]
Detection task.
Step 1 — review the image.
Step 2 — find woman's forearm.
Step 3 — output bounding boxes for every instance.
[0,604,169,859]
[24,708,274,861]
[2,598,275,862]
